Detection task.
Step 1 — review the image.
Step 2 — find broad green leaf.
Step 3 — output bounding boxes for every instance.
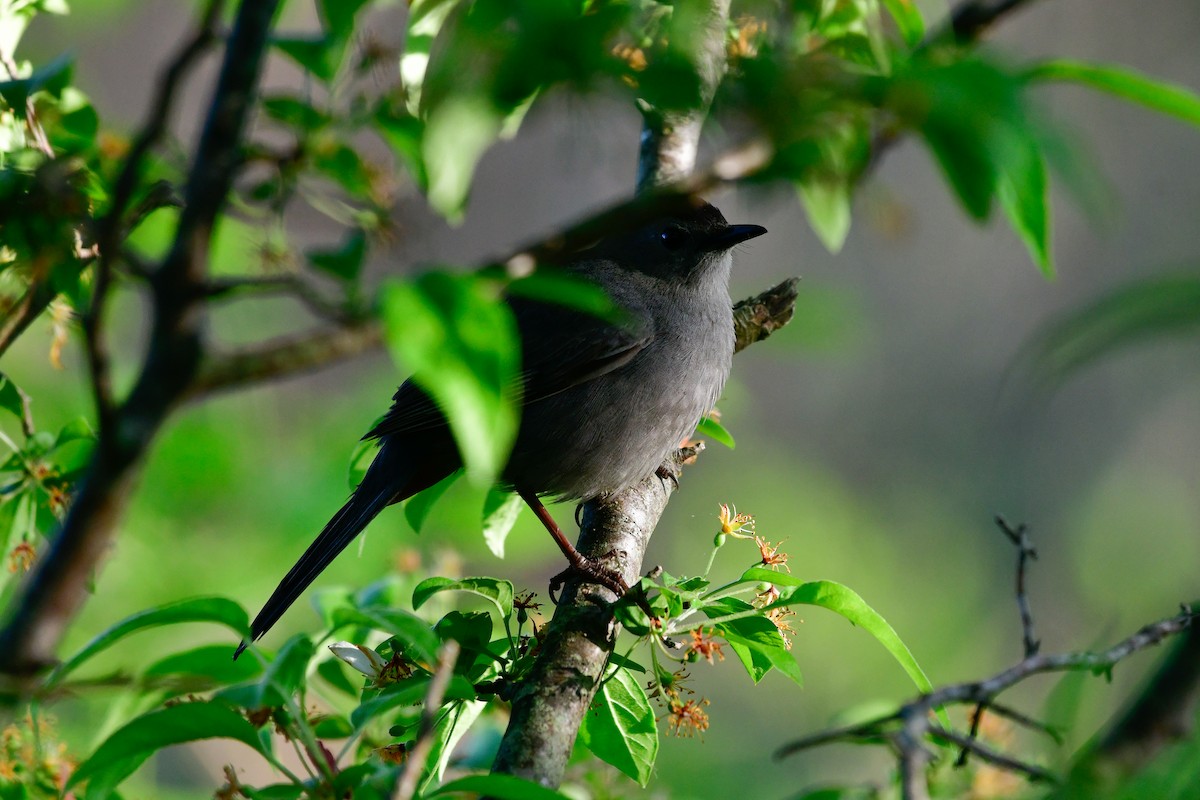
[880,0,924,48]
[422,95,502,220]
[798,177,852,254]
[67,702,266,798]
[307,229,367,282]
[318,0,370,41]
[427,774,574,800]
[578,666,658,786]
[257,634,315,706]
[413,576,514,618]
[374,104,427,188]
[262,95,329,132]
[1027,60,1200,129]
[696,414,735,449]
[405,470,462,532]
[400,0,462,114]
[347,436,378,489]
[702,598,803,686]
[502,269,619,321]
[381,273,520,484]
[50,597,249,688]
[997,141,1053,277]
[1018,273,1200,387]
[330,606,441,664]
[481,488,522,558]
[744,569,933,694]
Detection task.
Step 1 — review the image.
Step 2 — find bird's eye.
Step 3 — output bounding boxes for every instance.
[659,225,688,251]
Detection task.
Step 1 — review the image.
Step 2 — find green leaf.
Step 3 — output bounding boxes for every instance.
[318,0,370,41]
[702,598,803,686]
[350,677,430,730]
[262,96,329,132]
[578,666,658,786]
[880,0,924,48]
[142,644,264,689]
[997,140,1053,277]
[259,634,316,705]
[374,104,427,188]
[1018,273,1200,387]
[1027,60,1200,129]
[798,177,852,254]
[66,702,267,798]
[381,273,520,484]
[331,607,441,664]
[307,229,367,282]
[428,774,575,799]
[50,597,249,688]
[695,414,735,449]
[420,699,487,792]
[273,35,344,83]
[412,576,514,618]
[421,95,502,220]
[744,569,933,694]
[0,372,27,425]
[481,488,522,558]
[404,470,462,532]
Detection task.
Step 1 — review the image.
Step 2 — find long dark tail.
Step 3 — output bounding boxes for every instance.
[234,447,406,659]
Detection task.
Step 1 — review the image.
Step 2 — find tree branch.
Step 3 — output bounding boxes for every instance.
[0,0,281,687]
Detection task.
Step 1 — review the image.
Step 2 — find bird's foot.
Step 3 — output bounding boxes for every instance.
[655,463,680,491]
[549,554,629,604]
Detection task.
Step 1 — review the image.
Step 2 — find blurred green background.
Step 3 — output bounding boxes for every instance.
[6,0,1200,796]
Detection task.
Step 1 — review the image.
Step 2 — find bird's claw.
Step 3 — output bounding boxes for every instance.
[548,555,629,604]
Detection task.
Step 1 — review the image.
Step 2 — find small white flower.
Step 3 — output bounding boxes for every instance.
[328,641,388,678]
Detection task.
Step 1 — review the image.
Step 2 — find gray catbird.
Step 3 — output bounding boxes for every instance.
[235,198,766,656]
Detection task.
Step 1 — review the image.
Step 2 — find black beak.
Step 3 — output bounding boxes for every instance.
[703,224,767,252]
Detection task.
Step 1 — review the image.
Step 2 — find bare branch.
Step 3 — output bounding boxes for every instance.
[185,321,383,400]
[0,0,281,686]
[929,725,1057,784]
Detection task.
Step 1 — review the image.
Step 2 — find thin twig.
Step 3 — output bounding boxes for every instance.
[395,640,461,800]
[996,515,1040,657]
[929,725,1057,784]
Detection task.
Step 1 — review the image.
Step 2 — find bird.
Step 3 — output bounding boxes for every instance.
[235,197,766,657]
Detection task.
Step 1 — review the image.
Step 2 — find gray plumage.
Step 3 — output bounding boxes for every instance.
[236,199,765,656]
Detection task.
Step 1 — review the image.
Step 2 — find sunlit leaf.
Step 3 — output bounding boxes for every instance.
[695,414,735,449]
[381,273,520,483]
[1027,60,1200,129]
[702,597,802,686]
[744,569,933,694]
[481,488,523,558]
[997,140,1053,277]
[413,576,514,618]
[578,667,658,786]
[427,774,574,800]
[880,0,924,48]
[331,606,441,664]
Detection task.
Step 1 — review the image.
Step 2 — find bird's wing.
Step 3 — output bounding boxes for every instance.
[364,296,652,441]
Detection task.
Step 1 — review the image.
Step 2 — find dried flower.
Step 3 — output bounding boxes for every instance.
[664,698,711,738]
[8,542,35,573]
[689,627,725,664]
[767,607,798,650]
[755,536,790,572]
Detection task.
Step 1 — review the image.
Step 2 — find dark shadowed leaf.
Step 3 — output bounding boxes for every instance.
[1017,273,1200,387]
[307,229,367,282]
[66,702,266,798]
[50,597,249,688]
